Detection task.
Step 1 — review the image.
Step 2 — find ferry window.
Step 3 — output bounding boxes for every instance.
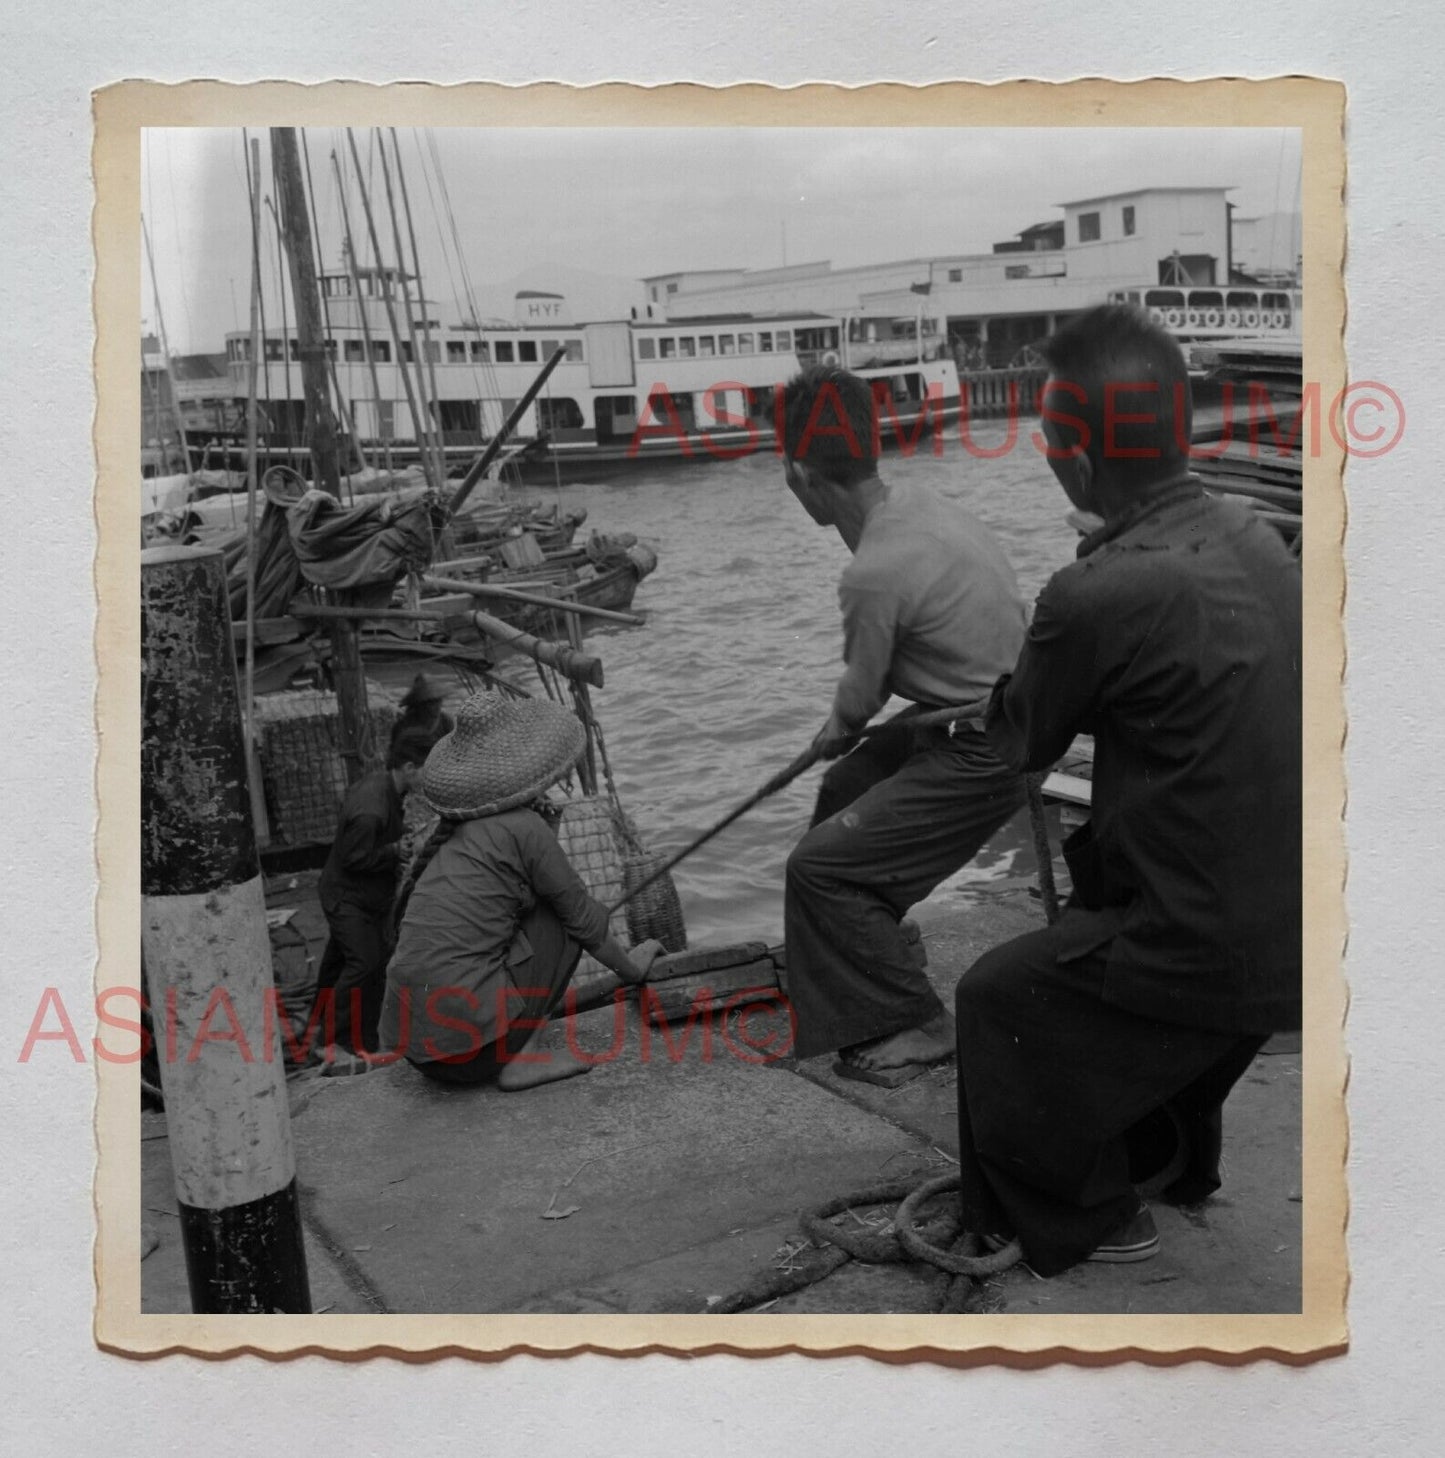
[325,340,337,360]
[775,330,791,351]
[518,340,538,363]
[698,335,715,357]
[948,268,962,282]
[637,338,657,360]
[564,338,583,361]
[536,397,584,431]
[719,334,735,355]
[666,282,678,295]
[265,339,284,361]
[659,338,676,359]
[344,339,365,362]
[1123,205,1136,236]
[679,337,696,358]
[287,339,301,361]
[447,341,466,363]
[494,340,515,363]
[1078,211,1101,243]
[401,341,415,364]
[738,332,754,353]
[424,341,441,364]
[759,331,773,352]
[371,339,391,363]
[472,341,491,362]
[541,339,558,359]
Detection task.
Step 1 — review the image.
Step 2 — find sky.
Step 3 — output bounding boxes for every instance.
[140,126,1302,354]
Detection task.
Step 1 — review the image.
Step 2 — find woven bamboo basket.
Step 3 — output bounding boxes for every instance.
[252,684,400,847]
[555,798,631,1001]
[554,797,690,1002]
[621,850,688,953]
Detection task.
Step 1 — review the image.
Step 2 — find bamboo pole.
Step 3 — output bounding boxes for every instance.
[344,129,437,489]
[375,129,445,488]
[300,130,371,491]
[267,189,364,498]
[242,139,263,754]
[285,603,458,624]
[564,611,599,795]
[448,346,568,515]
[385,127,448,489]
[330,150,394,479]
[469,610,604,687]
[273,126,378,783]
[1024,772,1061,924]
[422,574,645,626]
[140,214,195,477]
[607,699,994,916]
[264,194,295,442]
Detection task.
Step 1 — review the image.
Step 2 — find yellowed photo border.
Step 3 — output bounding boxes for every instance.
[95,77,1346,1361]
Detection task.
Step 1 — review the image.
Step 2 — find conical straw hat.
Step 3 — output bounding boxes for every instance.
[421,689,585,821]
[400,671,449,708]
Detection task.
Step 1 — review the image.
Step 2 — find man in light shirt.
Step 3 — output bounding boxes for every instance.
[778,365,1027,1083]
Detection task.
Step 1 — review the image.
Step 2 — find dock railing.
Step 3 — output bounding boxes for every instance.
[958,365,1047,420]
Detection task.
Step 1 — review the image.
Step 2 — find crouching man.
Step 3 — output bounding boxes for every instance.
[954,304,1303,1275]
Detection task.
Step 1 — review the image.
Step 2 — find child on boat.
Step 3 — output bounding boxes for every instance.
[378,689,662,1090]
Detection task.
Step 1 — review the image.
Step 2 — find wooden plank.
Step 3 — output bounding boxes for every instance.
[649,943,770,979]
[1042,770,1093,807]
[641,960,781,1025]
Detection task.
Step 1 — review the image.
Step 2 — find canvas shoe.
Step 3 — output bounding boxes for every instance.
[1087,1202,1160,1263]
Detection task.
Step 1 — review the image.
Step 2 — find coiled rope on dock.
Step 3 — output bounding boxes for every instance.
[709,1174,1024,1315]
[701,734,1064,1314]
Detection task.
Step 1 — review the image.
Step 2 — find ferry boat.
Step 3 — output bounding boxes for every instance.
[1105,283,1302,346]
[204,267,962,481]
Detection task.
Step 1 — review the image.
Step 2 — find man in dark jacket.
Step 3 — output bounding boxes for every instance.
[953,304,1302,1275]
[314,726,435,1056]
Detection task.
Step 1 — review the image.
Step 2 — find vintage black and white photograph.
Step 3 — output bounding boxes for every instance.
[99,82,1344,1354]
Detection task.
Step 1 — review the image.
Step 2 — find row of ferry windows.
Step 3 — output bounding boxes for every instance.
[636,329,793,360]
[228,337,588,365]
[233,328,818,366]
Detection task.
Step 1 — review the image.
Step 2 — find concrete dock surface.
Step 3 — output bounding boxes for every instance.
[141,886,1302,1316]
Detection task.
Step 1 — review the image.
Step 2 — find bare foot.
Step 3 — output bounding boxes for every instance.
[846,1012,956,1072]
[496,1030,593,1092]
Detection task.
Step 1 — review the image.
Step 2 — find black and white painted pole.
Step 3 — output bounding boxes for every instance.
[141,544,311,1313]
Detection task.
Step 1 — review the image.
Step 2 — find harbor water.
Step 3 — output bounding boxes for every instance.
[506,420,1080,946]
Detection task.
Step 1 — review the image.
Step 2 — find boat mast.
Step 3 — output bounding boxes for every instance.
[140,214,195,476]
[271,126,379,784]
[378,128,448,489]
[330,152,396,479]
[344,128,440,490]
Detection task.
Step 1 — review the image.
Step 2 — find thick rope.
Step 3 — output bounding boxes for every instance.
[894,1173,1023,1276]
[709,1171,1022,1313]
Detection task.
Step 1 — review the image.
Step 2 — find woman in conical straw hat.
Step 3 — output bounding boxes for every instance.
[377,690,664,1090]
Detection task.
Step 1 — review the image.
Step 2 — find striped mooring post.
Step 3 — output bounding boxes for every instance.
[140,544,311,1313]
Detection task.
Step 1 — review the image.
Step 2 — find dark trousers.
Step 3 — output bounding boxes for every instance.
[410,903,583,1087]
[784,717,1025,1059]
[315,895,392,1055]
[953,913,1268,1276]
